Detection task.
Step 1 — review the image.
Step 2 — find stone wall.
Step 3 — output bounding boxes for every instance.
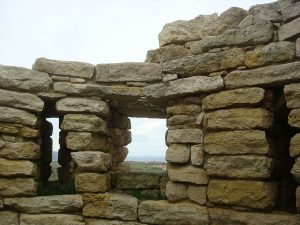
[1,0,300,224]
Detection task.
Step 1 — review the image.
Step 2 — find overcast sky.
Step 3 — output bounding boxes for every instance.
[1,0,274,159]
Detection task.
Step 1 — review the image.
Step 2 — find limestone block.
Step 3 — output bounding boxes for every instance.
[284,83,300,109]
[20,214,84,225]
[0,158,36,177]
[208,180,277,209]
[187,185,207,205]
[245,42,295,68]
[145,45,191,63]
[83,193,138,221]
[86,219,146,225]
[282,2,300,22]
[61,114,108,134]
[225,61,300,88]
[248,3,281,22]
[204,108,273,130]
[111,129,132,146]
[75,173,110,193]
[4,194,82,213]
[191,144,204,166]
[71,151,111,172]
[19,126,40,138]
[278,17,300,40]
[290,133,300,157]
[0,211,18,225]
[163,48,245,77]
[144,75,224,99]
[168,164,208,185]
[166,144,190,163]
[204,130,272,155]
[33,57,94,78]
[166,181,187,202]
[0,106,38,126]
[111,112,131,129]
[167,115,196,127]
[96,62,161,83]
[202,87,265,110]
[289,109,300,128]
[291,157,300,183]
[0,65,52,92]
[114,146,128,165]
[206,156,273,179]
[297,186,300,213]
[0,178,36,196]
[0,141,40,159]
[167,129,203,144]
[56,98,109,118]
[115,172,162,189]
[66,132,111,152]
[0,196,3,209]
[167,104,201,116]
[138,200,209,225]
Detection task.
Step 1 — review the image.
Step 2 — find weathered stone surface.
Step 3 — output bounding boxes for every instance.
[66,132,110,152]
[208,180,277,209]
[144,75,224,99]
[0,211,18,225]
[290,133,300,157]
[245,41,295,68]
[0,89,44,112]
[56,98,109,117]
[167,129,203,144]
[163,48,245,76]
[71,151,111,172]
[204,130,271,155]
[114,146,128,165]
[0,141,40,159]
[168,164,208,185]
[248,3,281,23]
[226,61,300,88]
[0,106,38,126]
[282,2,300,22]
[167,104,201,116]
[0,178,36,196]
[209,207,300,225]
[289,109,300,128]
[191,144,204,166]
[166,181,187,202]
[0,65,52,92]
[111,112,131,129]
[83,193,138,221]
[202,87,265,110]
[111,128,132,146]
[284,83,300,109]
[138,200,209,225]
[278,17,300,40]
[86,219,146,225]
[0,158,36,177]
[297,186,300,213]
[20,214,84,225]
[297,38,300,57]
[166,144,190,163]
[206,156,273,179]
[187,185,206,205]
[61,114,108,134]
[204,108,273,130]
[115,172,162,189]
[96,63,161,83]
[0,196,3,208]
[33,57,94,78]
[167,115,196,128]
[291,157,300,183]
[75,173,110,193]
[4,194,82,213]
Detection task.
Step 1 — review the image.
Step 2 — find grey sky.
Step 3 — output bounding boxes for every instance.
[1,0,274,158]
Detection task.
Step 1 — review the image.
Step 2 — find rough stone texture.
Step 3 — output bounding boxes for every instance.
[0,211,18,225]
[96,63,161,82]
[206,155,274,179]
[191,144,204,166]
[0,158,36,177]
[166,144,190,163]
[0,196,3,209]
[0,178,36,196]
[204,108,273,130]
[168,164,208,185]
[204,130,271,155]
[115,172,162,189]
[167,115,196,127]
[297,186,300,213]
[111,112,131,129]
[297,38,300,57]
[75,173,110,193]
[56,98,109,117]
[282,2,300,22]
[291,157,300,183]
[208,180,277,209]
[167,104,201,116]
[202,87,265,110]
[187,185,207,205]
[245,41,295,68]
[167,129,203,144]
[33,57,94,78]
[111,129,132,146]
[0,141,40,159]
[61,114,108,134]
[226,61,300,88]
[209,208,300,225]
[290,133,300,157]
[0,65,52,92]
[20,214,84,225]
[289,109,300,128]
[71,151,111,172]
[248,3,281,22]
[86,219,146,225]
[278,17,300,40]
[284,83,300,109]
[163,48,245,76]
[114,147,128,165]
[83,193,138,221]
[138,200,209,225]
[166,181,187,202]
[3,195,83,213]
[0,106,38,126]
[66,132,110,152]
